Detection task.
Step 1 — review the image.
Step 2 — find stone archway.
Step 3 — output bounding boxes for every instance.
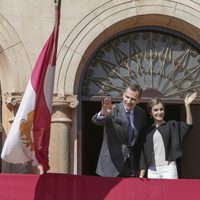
[79,27,200,177]
[56,1,200,96]
[0,13,32,128]
[0,14,33,173]
[0,15,32,94]
[54,1,200,174]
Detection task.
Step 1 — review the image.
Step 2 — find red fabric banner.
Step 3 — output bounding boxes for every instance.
[0,173,200,200]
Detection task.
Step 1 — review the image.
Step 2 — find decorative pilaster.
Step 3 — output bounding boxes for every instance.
[49,94,78,173]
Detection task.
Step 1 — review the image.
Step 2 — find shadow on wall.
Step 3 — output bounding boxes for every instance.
[34,173,123,200]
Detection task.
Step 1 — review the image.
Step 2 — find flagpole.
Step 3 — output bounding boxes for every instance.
[0,82,2,172]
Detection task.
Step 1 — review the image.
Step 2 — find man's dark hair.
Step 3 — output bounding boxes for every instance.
[126,83,143,98]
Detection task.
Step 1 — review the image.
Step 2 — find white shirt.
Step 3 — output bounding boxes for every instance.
[151,129,168,166]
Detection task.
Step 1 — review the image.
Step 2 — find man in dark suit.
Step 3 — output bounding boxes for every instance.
[92,84,147,177]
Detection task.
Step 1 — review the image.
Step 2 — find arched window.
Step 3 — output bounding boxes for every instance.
[81,28,200,101]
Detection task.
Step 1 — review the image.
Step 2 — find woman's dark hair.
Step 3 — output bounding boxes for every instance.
[147,98,165,113]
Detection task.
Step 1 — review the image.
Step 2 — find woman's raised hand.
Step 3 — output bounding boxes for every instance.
[184,92,197,105]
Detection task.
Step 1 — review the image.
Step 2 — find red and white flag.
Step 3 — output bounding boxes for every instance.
[1,3,60,172]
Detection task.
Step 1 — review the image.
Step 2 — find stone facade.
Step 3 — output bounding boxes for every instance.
[0,0,200,175]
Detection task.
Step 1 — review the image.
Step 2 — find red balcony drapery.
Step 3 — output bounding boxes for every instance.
[0,173,200,200]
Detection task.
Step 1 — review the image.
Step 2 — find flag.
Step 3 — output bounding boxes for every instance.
[1,3,61,172]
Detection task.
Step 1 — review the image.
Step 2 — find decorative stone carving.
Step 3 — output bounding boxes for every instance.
[4,93,78,124]
[53,94,79,109]
[4,92,23,111]
[4,92,78,110]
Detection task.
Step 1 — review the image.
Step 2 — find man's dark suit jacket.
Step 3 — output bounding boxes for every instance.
[92,102,146,177]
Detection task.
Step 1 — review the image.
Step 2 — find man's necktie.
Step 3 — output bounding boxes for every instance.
[126,111,135,145]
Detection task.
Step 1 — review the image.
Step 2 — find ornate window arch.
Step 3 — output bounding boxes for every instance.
[81,27,200,102]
